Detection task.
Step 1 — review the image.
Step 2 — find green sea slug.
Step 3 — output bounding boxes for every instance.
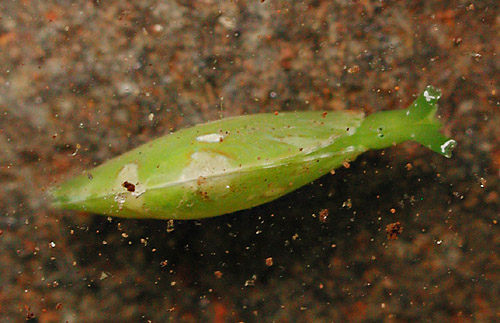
[50,86,456,219]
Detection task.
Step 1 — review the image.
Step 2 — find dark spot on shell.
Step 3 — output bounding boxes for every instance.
[197,176,207,186]
[122,181,136,192]
[198,190,210,200]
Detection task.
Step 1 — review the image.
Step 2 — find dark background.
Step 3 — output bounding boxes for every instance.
[0,0,498,321]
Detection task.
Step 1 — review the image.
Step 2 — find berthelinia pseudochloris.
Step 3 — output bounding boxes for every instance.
[51,86,456,219]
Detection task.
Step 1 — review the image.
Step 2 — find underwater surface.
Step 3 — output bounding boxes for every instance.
[0,0,499,321]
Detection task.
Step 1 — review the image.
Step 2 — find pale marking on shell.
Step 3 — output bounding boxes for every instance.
[343,146,356,153]
[196,133,224,143]
[114,193,127,210]
[175,152,234,210]
[114,163,147,211]
[346,126,358,136]
[178,151,233,183]
[301,152,334,162]
[262,186,286,198]
[269,128,359,154]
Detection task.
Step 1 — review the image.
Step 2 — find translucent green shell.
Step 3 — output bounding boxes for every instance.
[51,86,456,219]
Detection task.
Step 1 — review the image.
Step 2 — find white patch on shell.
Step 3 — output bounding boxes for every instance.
[114,193,127,210]
[301,152,334,162]
[271,131,358,155]
[179,151,233,183]
[343,146,356,153]
[277,136,317,149]
[346,127,358,136]
[196,133,224,143]
[114,163,147,211]
[175,152,234,209]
